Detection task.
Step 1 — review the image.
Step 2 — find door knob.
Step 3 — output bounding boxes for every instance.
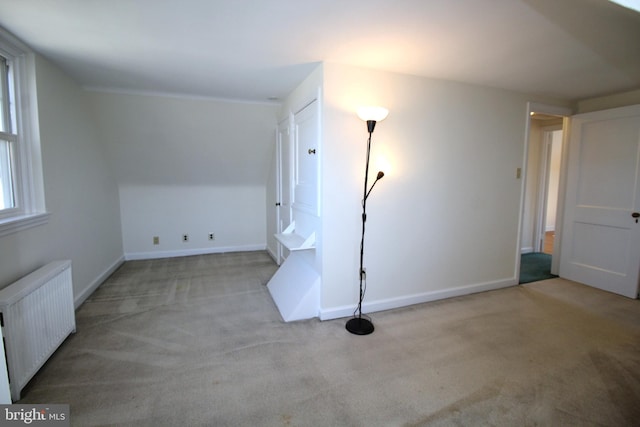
[632,212,639,223]
[308,149,316,154]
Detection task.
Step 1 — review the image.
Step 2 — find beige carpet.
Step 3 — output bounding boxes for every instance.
[19,251,640,426]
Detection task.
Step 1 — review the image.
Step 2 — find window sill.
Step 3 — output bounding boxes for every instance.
[0,212,50,238]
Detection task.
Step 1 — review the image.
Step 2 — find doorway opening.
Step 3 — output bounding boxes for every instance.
[537,127,563,255]
[518,103,571,284]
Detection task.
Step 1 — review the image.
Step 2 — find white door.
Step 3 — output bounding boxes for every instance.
[560,104,640,298]
[276,118,293,264]
[293,100,320,216]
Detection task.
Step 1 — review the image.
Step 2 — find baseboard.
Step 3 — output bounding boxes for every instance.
[74,254,125,309]
[319,277,517,321]
[124,244,267,261]
[521,247,534,254]
[266,246,280,265]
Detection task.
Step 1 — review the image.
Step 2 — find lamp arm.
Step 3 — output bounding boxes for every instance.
[365,177,382,201]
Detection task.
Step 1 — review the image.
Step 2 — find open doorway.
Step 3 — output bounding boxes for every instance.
[518,103,571,284]
[537,126,563,255]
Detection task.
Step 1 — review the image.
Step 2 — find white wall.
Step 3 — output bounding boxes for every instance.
[119,185,266,258]
[88,91,279,259]
[320,63,552,318]
[0,55,123,306]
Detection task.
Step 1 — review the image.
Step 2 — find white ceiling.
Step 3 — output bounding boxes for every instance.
[0,0,639,103]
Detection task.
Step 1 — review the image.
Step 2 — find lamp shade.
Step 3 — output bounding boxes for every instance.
[357,106,389,122]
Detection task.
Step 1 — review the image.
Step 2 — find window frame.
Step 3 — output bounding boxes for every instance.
[0,27,48,237]
[1,53,19,215]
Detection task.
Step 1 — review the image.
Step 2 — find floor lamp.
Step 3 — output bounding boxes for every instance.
[346,106,389,336]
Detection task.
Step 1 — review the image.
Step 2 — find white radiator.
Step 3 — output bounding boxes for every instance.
[0,260,76,402]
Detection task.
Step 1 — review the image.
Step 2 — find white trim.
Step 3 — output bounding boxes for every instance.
[0,27,30,56]
[0,212,49,237]
[83,86,281,106]
[124,244,267,261]
[319,277,517,321]
[17,53,46,213]
[0,29,47,231]
[527,102,573,117]
[74,255,125,309]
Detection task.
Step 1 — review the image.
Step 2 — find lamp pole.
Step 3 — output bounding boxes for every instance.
[346,108,387,336]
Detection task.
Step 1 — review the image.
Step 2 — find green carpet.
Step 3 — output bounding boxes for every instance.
[520,252,558,284]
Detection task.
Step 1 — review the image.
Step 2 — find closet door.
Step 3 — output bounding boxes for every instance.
[293,100,320,216]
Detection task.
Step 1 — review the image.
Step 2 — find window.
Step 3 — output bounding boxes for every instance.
[0,28,47,236]
[1,54,17,211]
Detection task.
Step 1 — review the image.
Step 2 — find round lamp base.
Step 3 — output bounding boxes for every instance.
[346,317,374,335]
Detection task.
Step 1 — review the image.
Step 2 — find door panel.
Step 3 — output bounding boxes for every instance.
[577,119,638,208]
[560,105,640,298]
[293,100,319,216]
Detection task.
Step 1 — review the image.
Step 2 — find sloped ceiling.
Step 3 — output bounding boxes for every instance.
[87,91,279,186]
[0,0,638,103]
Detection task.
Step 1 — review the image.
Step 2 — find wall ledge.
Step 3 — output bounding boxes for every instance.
[0,213,50,238]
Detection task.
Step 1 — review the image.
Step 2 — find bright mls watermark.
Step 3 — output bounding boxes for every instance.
[0,405,69,426]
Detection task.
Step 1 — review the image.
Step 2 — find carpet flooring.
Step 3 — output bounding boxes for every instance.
[519,252,557,284]
[18,251,640,426]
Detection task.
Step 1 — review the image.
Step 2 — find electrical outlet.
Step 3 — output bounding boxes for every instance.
[208,233,215,241]
[182,234,189,242]
[153,236,159,245]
